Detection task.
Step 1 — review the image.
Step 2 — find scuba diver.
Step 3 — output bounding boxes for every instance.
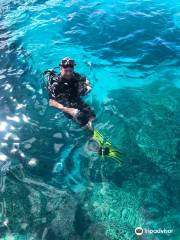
[44,57,122,163]
[44,57,95,129]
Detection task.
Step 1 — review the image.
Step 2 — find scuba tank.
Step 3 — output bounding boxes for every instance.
[43,67,59,89]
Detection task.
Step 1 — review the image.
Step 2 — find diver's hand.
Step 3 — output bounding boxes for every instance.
[64,108,79,118]
[86,85,92,93]
[84,80,92,95]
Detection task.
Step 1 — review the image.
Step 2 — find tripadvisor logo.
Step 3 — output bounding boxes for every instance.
[135,227,143,236]
[135,227,173,236]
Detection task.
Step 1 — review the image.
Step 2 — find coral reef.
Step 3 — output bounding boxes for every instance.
[82,182,144,240]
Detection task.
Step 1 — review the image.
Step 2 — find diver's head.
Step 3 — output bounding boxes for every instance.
[60,57,76,80]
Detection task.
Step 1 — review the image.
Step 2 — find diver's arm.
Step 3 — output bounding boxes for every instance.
[49,99,79,117]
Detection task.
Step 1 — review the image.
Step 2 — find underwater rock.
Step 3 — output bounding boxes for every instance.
[0,233,38,240]
[0,166,78,240]
[82,223,110,240]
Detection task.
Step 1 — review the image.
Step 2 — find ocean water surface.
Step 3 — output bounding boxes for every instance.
[0,0,180,239]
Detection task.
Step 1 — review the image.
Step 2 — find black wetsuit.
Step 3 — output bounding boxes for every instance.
[47,71,96,126]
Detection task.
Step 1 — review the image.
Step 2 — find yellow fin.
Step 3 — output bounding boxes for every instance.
[92,129,123,164]
[92,129,104,146]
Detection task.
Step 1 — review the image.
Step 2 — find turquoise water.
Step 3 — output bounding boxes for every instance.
[0,0,180,239]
